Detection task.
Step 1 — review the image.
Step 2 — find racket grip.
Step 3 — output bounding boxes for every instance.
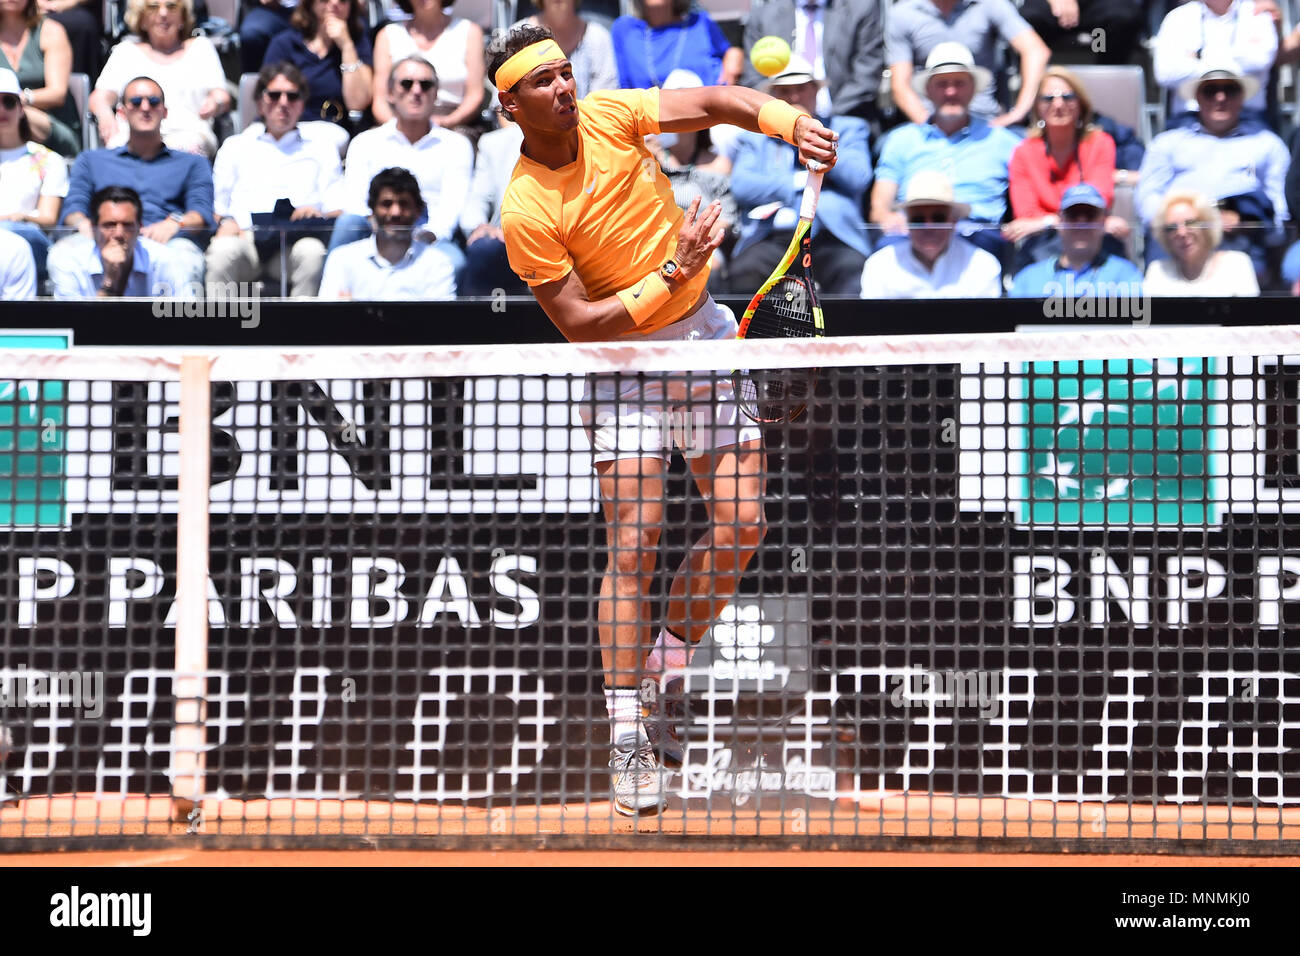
[800,168,825,221]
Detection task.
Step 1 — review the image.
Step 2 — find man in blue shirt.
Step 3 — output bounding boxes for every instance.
[53,77,212,292]
[870,42,1020,260]
[1135,60,1289,283]
[1010,183,1144,302]
[729,56,873,294]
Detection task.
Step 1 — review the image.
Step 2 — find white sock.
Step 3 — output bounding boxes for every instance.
[644,627,691,678]
[605,687,642,747]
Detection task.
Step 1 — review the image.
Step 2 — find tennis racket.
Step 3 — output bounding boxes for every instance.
[732,164,825,425]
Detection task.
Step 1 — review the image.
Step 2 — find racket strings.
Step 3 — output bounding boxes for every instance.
[748,277,818,340]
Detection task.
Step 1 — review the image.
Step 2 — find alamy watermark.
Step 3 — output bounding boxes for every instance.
[888,668,1002,719]
[151,281,261,328]
[655,408,711,459]
[1,665,104,719]
[1040,275,1150,325]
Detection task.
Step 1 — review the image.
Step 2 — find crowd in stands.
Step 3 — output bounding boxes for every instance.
[2,0,1300,301]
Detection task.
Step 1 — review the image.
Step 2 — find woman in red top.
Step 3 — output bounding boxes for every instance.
[1004,67,1129,266]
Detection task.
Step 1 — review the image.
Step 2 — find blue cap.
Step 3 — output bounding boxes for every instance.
[1059,183,1107,213]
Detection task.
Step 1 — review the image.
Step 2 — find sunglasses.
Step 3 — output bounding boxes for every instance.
[1199,82,1242,98]
[263,89,303,102]
[125,95,163,108]
[1062,207,1103,222]
[909,213,950,225]
[1038,92,1078,104]
[397,78,435,92]
[0,93,19,110]
[1163,219,1207,234]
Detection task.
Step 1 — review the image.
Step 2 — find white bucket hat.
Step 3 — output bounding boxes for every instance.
[910,41,992,97]
[899,169,971,220]
[1177,58,1260,104]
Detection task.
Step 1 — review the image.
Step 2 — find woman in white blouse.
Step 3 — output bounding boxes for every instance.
[371,0,484,130]
[0,66,65,283]
[88,0,232,157]
[1145,191,1260,296]
[517,0,618,99]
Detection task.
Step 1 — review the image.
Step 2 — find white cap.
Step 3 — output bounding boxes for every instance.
[900,169,971,220]
[765,54,822,90]
[910,41,992,97]
[661,69,703,90]
[1177,58,1260,104]
[0,68,20,98]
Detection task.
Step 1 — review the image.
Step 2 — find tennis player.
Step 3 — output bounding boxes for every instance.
[492,24,838,816]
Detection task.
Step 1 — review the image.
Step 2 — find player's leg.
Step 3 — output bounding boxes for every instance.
[646,438,766,766]
[595,456,670,816]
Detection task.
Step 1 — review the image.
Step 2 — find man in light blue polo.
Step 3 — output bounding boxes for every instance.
[1010,183,1143,298]
[869,42,1021,258]
[1135,59,1289,282]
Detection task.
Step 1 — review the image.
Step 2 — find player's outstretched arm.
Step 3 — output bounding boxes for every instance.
[530,198,726,343]
[658,86,839,171]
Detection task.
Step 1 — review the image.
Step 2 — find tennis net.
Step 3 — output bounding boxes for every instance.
[3,325,1300,851]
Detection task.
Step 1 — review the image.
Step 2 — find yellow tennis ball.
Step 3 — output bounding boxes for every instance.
[750,36,791,78]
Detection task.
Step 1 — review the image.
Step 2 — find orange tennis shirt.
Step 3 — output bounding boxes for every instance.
[501,88,709,338]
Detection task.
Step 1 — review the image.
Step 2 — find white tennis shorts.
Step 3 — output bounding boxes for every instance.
[579,296,762,467]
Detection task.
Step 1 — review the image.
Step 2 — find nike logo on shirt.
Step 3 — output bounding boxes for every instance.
[586,174,598,195]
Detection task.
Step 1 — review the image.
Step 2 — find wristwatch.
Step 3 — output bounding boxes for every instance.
[168,212,185,224]
[659,259,681,283]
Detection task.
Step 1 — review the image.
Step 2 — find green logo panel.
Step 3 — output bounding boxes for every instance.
[1014,358,1227,527]
[0,379,66,526]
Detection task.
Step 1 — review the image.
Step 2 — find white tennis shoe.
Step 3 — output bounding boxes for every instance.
[610,729,666,816]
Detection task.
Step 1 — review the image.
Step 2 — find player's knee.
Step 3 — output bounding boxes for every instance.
[609,527,661,577]
[711,505,765,553]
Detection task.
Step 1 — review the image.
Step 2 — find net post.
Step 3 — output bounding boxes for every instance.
[171,354,213,825]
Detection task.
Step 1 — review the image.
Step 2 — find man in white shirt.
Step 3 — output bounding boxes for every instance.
[861,170,1002,297]
[319,167,456,299]
[1153,0,1277,119]
[330,55,473,276]
[206,63,343,297]
[49,186,191,298]
[0,227,36,300]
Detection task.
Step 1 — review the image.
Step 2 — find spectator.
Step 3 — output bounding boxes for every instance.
[870,43,1021,258]
[861,170,1002,297]
[887,0,1051,126]
[319,166,455,298]
[1153,0,1276,122]
[330,54,471,277]
[611,0,742,89]
[1283,124,1300,290]
[1135,60,1288,282]
[739,0,885,125]
[91,0,231,157]
[0,0,79,156]
[729,55,872,295]
[1018,0,1142,65]
[1145,190,1259,295]
[263,0,373,138]
[0,224,35,297]
[457,115,525,296]
[516,0,618,99]
[1009,183,1143,296]
[57,76,210,292]
[371,0,484,133]
[43,0,103,79]
[0,67,66,285]
[644,68,737,291]
[1004,66,1127,270]
[240,0,296,74]
[206,63,342,297]
[49,184,190,297]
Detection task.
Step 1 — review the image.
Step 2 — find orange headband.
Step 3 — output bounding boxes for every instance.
[496,39,567,91]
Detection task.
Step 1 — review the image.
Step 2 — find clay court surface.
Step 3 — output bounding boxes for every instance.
[3,849,1298,866]
[3,793,1299,865]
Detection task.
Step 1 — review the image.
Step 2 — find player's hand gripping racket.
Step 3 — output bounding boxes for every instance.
[733,163,825,424]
